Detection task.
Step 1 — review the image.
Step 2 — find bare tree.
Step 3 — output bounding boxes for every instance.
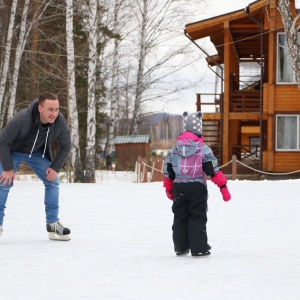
[0,0,6,59]
[7,0,51,121]
[278,0,300,88]
[0,0,207,177]
[106,0,122,162]
[6,0,30,120]
[85,0,98,182]
[130,0,148,135]
[120,0,205,134]
[66,0,85,182]
[0,0,18,123]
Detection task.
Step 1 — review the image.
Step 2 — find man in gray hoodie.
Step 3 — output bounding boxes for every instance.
[0,92,72,241]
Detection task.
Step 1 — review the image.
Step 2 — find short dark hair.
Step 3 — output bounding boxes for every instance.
[38,92,58,105]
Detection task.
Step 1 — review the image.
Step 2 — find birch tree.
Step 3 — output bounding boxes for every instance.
[66,0,85,182]
[0,0,6,54]
[124,0,205,135]
[0,0,18,119]
[1,0,52,126]
[107,0,121,161]
[278,0,300,89]
[130,0,148,135]
[85,0,98,182]
[7,0,30,120]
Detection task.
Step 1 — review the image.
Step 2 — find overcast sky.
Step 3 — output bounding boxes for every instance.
[210,0,255,16]
[162,0,300,114]
[158,1,259,114]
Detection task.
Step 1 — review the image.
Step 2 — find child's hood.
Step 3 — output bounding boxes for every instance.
[175,132,204,158]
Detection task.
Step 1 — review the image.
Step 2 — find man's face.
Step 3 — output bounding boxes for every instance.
[38,99,59,124]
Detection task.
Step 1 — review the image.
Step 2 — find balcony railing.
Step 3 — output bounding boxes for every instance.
[196,90,260,113]
[196,93,222,113]
[230,90,260,112]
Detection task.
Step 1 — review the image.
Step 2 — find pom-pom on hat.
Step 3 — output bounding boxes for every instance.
[183,111,203,136]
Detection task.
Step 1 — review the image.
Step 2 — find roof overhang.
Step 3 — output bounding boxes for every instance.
[185,0,267,65]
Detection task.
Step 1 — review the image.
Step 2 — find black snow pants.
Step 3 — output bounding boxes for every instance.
[172,181,208,254]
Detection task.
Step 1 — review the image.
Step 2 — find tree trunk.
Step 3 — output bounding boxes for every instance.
[0,0,18,127]
[7,0,30,120]
[130,0,148,135]
[30,0,40,92]
[107,0,121,162]
[278,0,300,89]
[66,0,85,182]
[0,0,6,54]
[85,0,97,183]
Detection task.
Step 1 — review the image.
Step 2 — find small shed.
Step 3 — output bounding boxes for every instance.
[114,135,151,170]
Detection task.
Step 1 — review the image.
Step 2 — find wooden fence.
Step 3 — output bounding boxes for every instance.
[135,154,300,182]
[135,156,164,183]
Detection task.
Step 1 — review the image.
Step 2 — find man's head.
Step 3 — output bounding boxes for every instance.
[38,92,59,124]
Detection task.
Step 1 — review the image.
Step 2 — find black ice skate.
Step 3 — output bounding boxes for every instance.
[47,221,71,241]
[175,249,189,256]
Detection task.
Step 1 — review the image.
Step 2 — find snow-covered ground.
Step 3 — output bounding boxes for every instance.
[1,172,300,300]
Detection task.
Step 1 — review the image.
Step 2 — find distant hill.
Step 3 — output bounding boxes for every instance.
[139,113,183,141]
[115,113,183,142]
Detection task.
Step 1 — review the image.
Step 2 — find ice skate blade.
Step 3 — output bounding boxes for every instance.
[176,250,189,256]
[48,232,71,241]
[191,251,211,257]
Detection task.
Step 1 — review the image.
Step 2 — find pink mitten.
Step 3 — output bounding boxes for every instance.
[211,171,231,202]
[211,171,227,187]
[163,177,174,201]
[220,185,231,201]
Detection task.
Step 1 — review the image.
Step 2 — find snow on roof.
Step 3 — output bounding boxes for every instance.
[114,135,150,144]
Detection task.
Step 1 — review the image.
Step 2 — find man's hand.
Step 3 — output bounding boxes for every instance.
[46,168,58,182]
[0,170,15,186]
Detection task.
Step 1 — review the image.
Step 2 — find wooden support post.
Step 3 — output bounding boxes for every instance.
[136,156,142,183]
[232,154,237,180]
[196,94,201,111]
[150,157,164,182]
[141,160,148,183]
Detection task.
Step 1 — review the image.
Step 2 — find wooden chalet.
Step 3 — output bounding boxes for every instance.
[185,0,300,173]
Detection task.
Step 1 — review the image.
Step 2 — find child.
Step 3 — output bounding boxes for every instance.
[163,111,231,257]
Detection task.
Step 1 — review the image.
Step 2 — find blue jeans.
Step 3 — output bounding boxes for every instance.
[0,151,60,225]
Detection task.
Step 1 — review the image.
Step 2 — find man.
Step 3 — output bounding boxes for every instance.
[0,92,71,241]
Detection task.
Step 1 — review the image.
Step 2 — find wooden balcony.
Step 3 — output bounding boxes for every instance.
[230,90,260,112]
[196,90,261,114]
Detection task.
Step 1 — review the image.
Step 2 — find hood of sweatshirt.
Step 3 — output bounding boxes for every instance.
[27,99,52,157]
[175,132,204,158]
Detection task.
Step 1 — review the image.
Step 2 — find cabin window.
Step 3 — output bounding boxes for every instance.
[276,115,300,150]
[277,33,300,84]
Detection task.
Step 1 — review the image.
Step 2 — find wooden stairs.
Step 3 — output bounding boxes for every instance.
[202,120,222,164]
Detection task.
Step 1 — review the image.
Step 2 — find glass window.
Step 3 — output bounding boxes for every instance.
[276,115,300,150]
[277,33,300,83]
[250,137,260,158]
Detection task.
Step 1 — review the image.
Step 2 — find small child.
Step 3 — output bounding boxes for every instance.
[163,111,231,257]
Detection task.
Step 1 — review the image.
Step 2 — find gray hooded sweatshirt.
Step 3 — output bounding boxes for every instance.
[0,99,71,172]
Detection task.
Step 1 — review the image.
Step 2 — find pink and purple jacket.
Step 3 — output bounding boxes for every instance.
[163,132,219,185]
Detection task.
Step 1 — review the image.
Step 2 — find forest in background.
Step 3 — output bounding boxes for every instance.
[0,0,205,182]
[1,0,299,181]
